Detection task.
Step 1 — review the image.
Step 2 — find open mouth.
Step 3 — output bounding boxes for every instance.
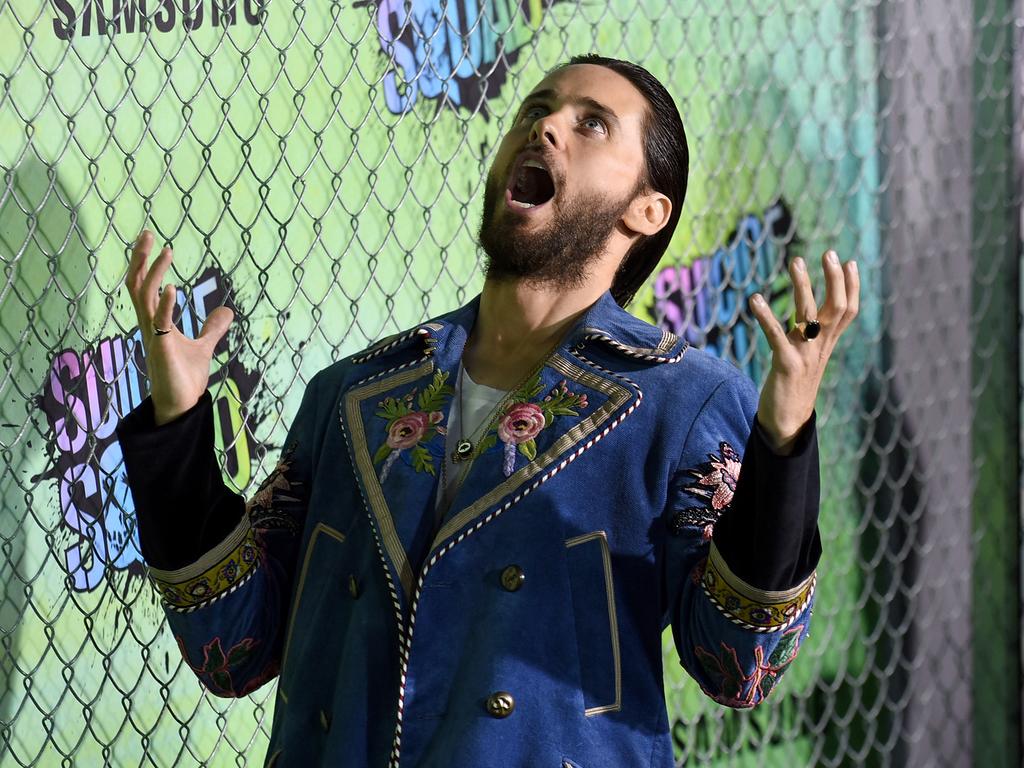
[508,160,556,209]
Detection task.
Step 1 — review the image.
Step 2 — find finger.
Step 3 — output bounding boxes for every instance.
[141,245,174,318]
[126,230,154,305]
[153,283,176,336]
[836,259,860,333]
[750,293,789,353]
[819,250,848,328]
[790,257,818,325]
[198,305,234,352]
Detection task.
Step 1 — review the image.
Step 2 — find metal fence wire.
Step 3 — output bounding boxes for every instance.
[0,0,1021,766]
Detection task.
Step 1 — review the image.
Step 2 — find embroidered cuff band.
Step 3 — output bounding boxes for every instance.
[701,541,815,633]
[146,513,261,613]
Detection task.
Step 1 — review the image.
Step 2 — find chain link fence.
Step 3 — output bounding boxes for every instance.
[0,0,1020,765]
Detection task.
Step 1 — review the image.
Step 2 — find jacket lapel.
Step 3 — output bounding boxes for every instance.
[339,305,476,608]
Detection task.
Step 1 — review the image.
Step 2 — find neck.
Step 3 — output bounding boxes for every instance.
[461,279,607,389]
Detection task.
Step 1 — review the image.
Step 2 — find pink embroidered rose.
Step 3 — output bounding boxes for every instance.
[386,412,435,450]
[498,402,546,445]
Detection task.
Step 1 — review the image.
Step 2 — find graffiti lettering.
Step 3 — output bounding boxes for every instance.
[38,267,262,592]
[648,201,795,383]
[363,0,566,114]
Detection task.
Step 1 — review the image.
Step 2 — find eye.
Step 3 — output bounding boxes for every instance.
[582,116,607,134]
[521,105,547,121]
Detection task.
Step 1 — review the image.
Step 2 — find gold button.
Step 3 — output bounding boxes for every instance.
[348,574,360,599]
[484,691,515,718]
[500,565,525,592]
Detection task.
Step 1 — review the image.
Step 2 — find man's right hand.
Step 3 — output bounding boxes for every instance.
[124,229,235,426]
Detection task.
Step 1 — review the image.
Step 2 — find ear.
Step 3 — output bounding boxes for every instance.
[621,189,672,237]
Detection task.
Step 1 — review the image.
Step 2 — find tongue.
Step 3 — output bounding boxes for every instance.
[513,166,552,205]
[515,169,540,203]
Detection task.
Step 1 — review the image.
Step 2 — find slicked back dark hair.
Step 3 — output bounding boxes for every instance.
[551,54,689,307]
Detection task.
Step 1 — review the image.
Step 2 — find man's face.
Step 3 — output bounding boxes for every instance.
[478,64,651,288]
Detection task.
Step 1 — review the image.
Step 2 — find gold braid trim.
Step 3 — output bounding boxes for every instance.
[146,514,260,610]
[700,541,815,633]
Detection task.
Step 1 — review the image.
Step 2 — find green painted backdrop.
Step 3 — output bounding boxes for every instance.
[1,1,888,765]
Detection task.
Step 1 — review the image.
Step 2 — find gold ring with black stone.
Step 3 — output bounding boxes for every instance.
[795,319,821,341]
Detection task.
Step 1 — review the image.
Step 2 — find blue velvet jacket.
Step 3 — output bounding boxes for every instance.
[116,288,820,768]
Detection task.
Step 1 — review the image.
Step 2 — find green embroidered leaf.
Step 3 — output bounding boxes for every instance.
[373,442,393,465]
[546,390,586,412]
[518,439,537,461]
[418,370,455,412]
[411,445,436,475]
[226,638,255,666]
[694,646,720,680]
[211,670,233,692]
[767,628,802,668]
[543,410,553,427]
[376,397,410,421]
[758,673,778,700]
[512,371,543,401]
[204,640,226,671]
[549,406,579,417]
[694,644,746,700]
[478,433,498,454]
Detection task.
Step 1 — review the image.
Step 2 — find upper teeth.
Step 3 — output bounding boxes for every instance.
[523,159,547,171]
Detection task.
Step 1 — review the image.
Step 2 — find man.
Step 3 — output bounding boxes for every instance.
[116,54,858,767]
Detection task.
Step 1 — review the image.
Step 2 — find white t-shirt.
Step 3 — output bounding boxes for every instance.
[435,362,507,515]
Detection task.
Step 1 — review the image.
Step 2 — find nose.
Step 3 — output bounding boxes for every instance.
[528,113,561,149]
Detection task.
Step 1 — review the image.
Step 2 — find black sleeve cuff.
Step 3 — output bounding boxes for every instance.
[710,410,822,591]
[115,390,246,571]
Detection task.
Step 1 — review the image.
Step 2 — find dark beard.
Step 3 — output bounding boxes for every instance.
[477,172,635,290]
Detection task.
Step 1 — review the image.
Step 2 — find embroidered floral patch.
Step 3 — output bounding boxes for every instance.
[247,439,306,534]
[477,373,587,477]
[694,621,805,708]
[373,369,455,481]
[176,634,277,697]
[677,441,742,539]
[684,440,741,510]
[668,507,721,541]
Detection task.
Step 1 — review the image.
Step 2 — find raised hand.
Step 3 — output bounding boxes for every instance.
[124,229,235,426]
[749,250,860,454]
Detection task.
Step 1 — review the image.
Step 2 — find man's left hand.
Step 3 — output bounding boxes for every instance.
[749,250,860,455]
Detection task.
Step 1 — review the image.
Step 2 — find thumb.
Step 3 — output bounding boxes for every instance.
[198,305,234,350]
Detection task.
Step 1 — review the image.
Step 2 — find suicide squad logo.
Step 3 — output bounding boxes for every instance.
[360,0,570,114]
[648,201,797,385]
[35,266,270,593]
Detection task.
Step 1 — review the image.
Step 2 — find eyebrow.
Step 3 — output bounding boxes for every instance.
[519,88,621,129]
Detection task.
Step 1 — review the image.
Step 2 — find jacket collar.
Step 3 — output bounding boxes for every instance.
[353,287,686,368]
